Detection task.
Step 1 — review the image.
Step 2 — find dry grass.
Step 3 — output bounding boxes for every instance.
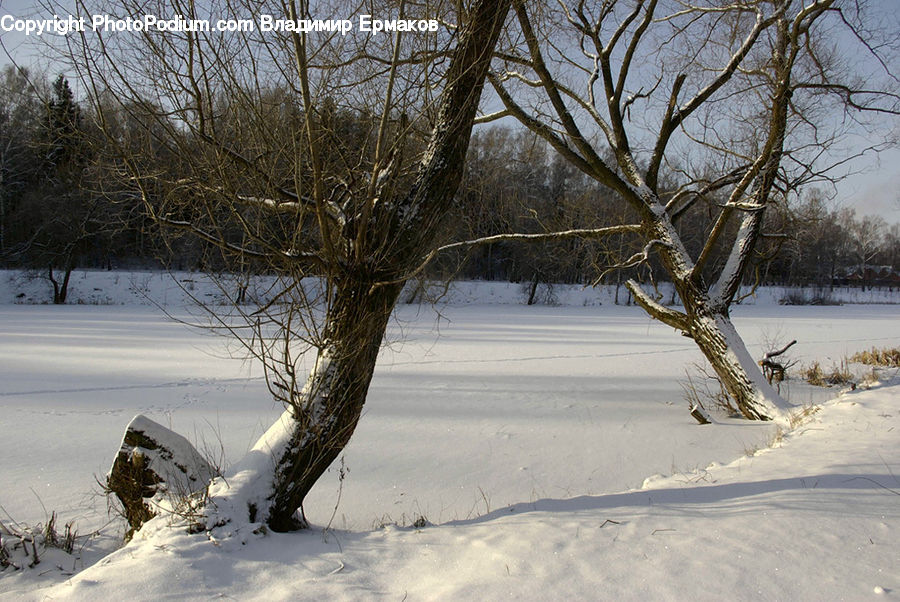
[804,359,854,387]
[0,511,79,571]
[850,347,900,368]
[745,404,820,457]
[788,404,821,429]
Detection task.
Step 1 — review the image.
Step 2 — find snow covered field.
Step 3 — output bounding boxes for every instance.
[0,273,898,599]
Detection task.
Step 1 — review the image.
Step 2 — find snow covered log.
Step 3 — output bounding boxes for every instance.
[107,415,216,538]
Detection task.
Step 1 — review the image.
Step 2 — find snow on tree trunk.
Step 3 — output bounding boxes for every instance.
[622,203,792,421]
[629,266,790,421]
[118,0,512,537]
[689,310,789,421]
[203,280,404,532]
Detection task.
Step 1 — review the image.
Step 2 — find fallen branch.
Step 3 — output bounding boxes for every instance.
[760,339,797,384]
[764,339,797,360]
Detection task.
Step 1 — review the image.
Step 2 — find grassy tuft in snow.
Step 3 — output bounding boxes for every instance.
[850,346,900,368]
[804,359,855,387]
[0,512,79,572]
[787,404,821,430]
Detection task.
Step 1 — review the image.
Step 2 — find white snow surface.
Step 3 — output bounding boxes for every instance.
[0,271,898,599]
[197,408,294,540]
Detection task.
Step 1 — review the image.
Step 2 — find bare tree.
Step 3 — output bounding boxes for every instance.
[72,0,511,532]
[483,0,899,419]
[847,211,886,289]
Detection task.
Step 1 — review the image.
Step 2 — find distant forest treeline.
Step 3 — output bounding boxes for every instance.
[2,67,898,303]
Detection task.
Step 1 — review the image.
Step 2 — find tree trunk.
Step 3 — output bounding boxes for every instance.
[48,261,74,304]
[59,265,72,304]
[688,309,786,421]
[204,278,404,532]
[618,196,791,421]
[264,279,403,530]
[527,272,539,305]
[628,277,789,421]
[48,266,61,304]
[197,0,512,534]
[0,189,5,254]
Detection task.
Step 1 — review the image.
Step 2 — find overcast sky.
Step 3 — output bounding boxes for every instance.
[2,0,897,223]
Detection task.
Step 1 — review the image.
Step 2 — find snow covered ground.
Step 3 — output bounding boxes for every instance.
[2,269,899,307]
[0,272,898,599]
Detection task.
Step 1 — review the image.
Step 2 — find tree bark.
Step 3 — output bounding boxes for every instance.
[688,309,786,421]
[59,265,72,304]
[264,279,404,531]
[48,259,74,304]
[527,272,539,305]
[48,266,61,304]
[107,414,217,539]
[628,275,788,421]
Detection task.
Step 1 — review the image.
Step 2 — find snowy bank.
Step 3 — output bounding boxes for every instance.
[1,287,898,599]
[6,376,898,601]
[2,269,898,307]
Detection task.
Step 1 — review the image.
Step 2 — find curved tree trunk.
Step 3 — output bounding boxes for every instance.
[199,0,512,533]
[628,277,789,421]
[264,279,403,531]
[203,279,404,532]
[688,309,787,421]
[615,199,790,422]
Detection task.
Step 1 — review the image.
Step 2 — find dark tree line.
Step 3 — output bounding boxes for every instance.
[447,127,900,294]
[0,66,239,301]
[1,66,897,304]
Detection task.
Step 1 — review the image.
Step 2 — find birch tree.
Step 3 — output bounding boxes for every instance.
[485,0,899,420]
[74,0,511,532]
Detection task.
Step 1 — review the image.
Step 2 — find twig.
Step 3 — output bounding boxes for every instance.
[327,561,345,575]
[842,476,900,496]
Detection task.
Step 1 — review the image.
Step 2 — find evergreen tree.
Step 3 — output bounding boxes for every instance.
[14,75,102,302]
[44,75,84,178]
